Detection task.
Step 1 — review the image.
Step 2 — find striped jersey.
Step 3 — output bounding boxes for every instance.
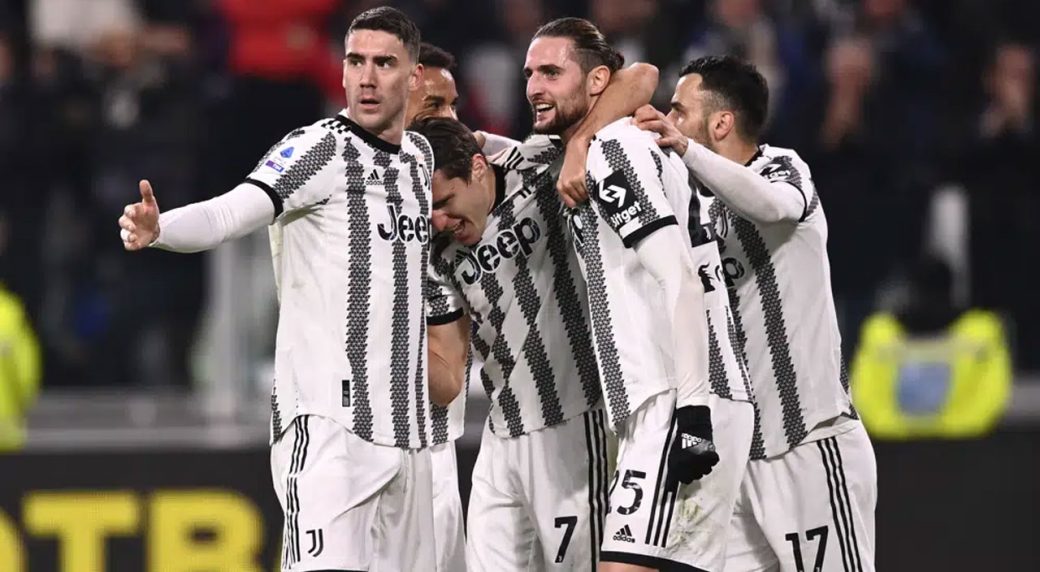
[569,119,695,430]
[659,151,754,407]
[698,144,853,459]
[426,136,602,438]
[248,111,435,450]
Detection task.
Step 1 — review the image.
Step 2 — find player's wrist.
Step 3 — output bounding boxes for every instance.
[675,405,713,440]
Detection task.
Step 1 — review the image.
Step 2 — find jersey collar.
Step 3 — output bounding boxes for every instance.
[491,164,507,212]
[334,112,402,154]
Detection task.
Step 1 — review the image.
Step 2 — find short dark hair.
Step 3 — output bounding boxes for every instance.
[348,6,421,62]
[680,55,769,140]
[419,42,456,70]
[408,117,483,182]
[533,17,624,74]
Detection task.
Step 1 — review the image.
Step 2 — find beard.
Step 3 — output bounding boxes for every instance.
[531,99,588,135]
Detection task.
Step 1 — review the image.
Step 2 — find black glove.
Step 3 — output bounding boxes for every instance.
[668,405,720,486]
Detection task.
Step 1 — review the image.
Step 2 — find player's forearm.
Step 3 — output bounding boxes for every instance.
[634,228,711,408]
[681,142,803,224]
[478,132,521,157]
[570,63,659,146]
[428,350,464,407]
[152,184,275,253]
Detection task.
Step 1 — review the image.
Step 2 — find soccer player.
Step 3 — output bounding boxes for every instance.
[402,41,467,572]
[118,8,443,571]
[525,18,756,572]
[415,61,659,571]
[634,55,877,572]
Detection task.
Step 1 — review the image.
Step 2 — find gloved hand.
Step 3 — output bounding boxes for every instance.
[668,405,720,485]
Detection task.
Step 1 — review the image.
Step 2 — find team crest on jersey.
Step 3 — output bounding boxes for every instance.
[456,217,541,285]
[698,261,724,293]
[597,170,642,228]
[760,161,791,183]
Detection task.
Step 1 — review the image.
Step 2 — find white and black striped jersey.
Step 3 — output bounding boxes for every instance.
[426,136,602,438]
[698,144,853,459]
[659,150,753,407]
[248,111,435,450]
[568,119,692,430]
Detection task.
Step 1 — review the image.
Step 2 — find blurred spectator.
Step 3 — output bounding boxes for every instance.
[959,41,1039,369]
[591,0,659,64]
[459,0,546,138]
[213,0,341,190]
[0,274,42,452]
[850,256,1012,439]
[673,0,814,131]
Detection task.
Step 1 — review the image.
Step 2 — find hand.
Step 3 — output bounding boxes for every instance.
[668,405,720,486]
[472,130,488,150]
[119,179,161,251]
[632,104,688,156]
[557,136,591,208]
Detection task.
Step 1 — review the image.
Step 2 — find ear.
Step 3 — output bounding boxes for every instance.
[342,59,349,91]
[587,65,611,97]
[711,110,737,142]
[409,63,424,92]
[470,153,488,180]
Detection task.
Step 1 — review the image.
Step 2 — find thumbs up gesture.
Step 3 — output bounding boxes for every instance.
[119,180,161,251]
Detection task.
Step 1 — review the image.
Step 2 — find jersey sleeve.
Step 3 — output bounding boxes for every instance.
[243,124,341,220]
[586,134,678,248]
[757,153,818,221]
[426,251,465,325]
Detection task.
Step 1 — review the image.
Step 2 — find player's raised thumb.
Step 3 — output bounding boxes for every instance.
[139,180,157,205]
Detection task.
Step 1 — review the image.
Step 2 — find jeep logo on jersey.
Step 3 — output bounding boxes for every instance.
[721,256,747,288]
[598,170,643,228]
[698,262,724,293]
[458,218,541,284]
[377,204,431,244]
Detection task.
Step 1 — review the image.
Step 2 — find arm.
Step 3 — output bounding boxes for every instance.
[633,227,711,409]
[119,180,274,253]
[427,315,470,407]
[680,143,804,224]
[633,105,804,224]
[473,131,521,157]
[557,63,660,207]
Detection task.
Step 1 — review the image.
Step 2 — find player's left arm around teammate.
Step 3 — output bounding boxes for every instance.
[557,62,659,207]
[427,314,470,407]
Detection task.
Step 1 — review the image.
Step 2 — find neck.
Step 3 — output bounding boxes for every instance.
[483,165,498,212]
[347,109,405,146]
[717,137,759,165]
[561,95,601,144]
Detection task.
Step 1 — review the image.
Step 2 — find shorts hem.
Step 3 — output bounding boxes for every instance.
[600,550,708,572]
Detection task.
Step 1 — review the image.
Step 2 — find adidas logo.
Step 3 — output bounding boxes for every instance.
[612,524,636,544]
[682,433,699,449]
[365,169,382,185]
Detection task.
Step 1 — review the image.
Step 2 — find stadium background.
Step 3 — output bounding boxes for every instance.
[0,0,1037,570]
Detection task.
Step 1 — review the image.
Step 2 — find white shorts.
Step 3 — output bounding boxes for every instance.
[271,415,435,571]
[466,409,614,571]
[724,421,877,572]
[431,441,467,572]
[601,391,754,572]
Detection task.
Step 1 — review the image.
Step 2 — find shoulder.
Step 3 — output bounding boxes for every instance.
[755,145,813,182]
[403,130,434,169]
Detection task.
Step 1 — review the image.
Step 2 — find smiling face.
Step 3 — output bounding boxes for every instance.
[430,158,494,246]
[524,36,593,137]
[343,29,421,138]
[406,66,459,125]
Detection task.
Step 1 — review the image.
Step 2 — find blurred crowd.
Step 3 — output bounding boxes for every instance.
[0,0,1036,389]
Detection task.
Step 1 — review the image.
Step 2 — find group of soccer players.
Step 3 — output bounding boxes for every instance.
[118,6,876,572]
